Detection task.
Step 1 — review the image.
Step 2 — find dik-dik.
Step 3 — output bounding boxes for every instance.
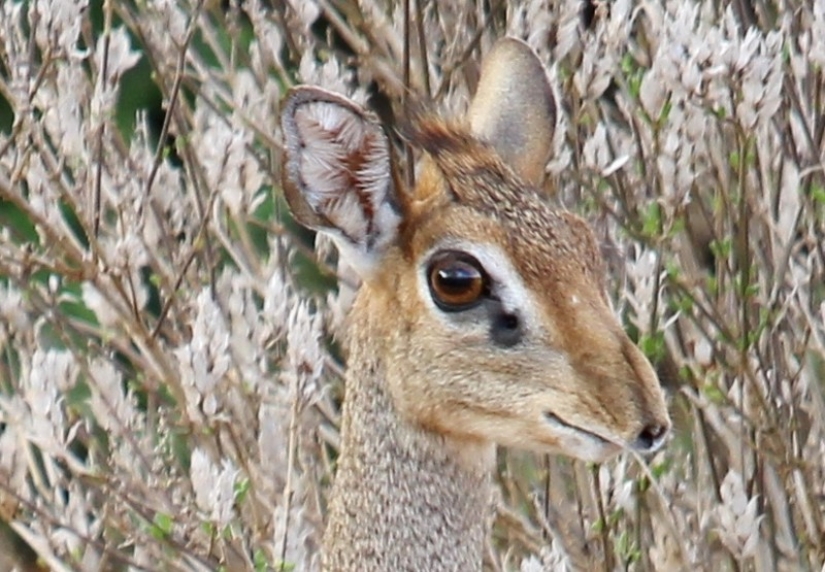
[280,37,670,570]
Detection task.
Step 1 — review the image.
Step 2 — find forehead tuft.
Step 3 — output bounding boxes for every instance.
[405,118,604,293]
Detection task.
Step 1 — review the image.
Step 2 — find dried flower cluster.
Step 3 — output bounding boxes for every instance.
[0,0,822,570]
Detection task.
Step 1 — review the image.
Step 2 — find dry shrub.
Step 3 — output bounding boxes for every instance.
[0,0,823,570]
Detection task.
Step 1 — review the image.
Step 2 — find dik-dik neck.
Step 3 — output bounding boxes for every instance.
[322,291,495,571]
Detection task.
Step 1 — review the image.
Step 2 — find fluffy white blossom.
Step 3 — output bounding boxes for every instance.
[25,350,75,443]
[31,0,88,57]
[191,448,238,528]
[194,105,265,215]
[520,543,571,572]
[714,471,763,559]
[88,358,136,434]
[176,289,231,419]
[285,300,324,405]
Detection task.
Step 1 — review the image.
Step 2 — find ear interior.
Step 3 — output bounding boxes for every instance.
[468,38,556,187]
[281,87,401,275]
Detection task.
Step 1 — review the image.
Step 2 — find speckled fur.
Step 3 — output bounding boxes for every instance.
[322,288,494,570]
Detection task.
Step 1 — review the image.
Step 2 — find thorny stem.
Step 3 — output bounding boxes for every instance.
[149,205,212,340]
[143,0,205,201]
[543,455,551,542]
[0,481,154,572]
[530,491,591,569]
[415,0,431,98]
[316,0,405,95]
[433,24,486,99]
[403,0,415,189]
[591,465,614,571]
[0,178,87,271]
[93,0,113,240]
[279,384,301,570]
[629,451,692,572]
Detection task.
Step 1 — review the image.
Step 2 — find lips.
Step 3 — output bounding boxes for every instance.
[543,411,612,446]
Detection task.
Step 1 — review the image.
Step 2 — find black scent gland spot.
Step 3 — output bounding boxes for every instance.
[490,310,522,348]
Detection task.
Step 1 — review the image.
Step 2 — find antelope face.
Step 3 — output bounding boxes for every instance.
[281,38,670,463]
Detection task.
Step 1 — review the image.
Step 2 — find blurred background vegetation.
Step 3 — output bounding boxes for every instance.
[1,0,824,570]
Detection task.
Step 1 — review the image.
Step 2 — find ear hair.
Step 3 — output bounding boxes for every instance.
[280,87,403,277]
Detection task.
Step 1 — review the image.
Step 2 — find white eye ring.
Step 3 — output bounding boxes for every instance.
[417,240,542,335]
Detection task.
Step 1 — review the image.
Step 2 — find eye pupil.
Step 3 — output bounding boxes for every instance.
[436,265,479,294]
[428,252,487,310]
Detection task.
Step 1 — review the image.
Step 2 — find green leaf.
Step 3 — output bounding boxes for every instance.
[150,512,174,540]
[642,202,662,238]
[639,332,666,363]
[234,477,251,504]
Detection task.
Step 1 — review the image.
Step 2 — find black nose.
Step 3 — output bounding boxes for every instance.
[633,423,669,453]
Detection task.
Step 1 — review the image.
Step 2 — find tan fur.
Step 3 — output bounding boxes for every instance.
[280,37,670,571]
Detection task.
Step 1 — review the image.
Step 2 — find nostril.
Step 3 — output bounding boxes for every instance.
[634,423,669,452]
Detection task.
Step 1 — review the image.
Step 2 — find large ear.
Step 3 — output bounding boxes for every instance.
[280,87,402,277]
[468,38,555,187]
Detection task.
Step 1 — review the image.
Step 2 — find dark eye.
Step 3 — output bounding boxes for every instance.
[427,251,488,311]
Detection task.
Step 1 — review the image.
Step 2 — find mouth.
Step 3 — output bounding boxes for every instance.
[543,411,614,447]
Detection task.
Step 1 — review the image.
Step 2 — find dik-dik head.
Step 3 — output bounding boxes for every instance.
[280,38,670,462]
